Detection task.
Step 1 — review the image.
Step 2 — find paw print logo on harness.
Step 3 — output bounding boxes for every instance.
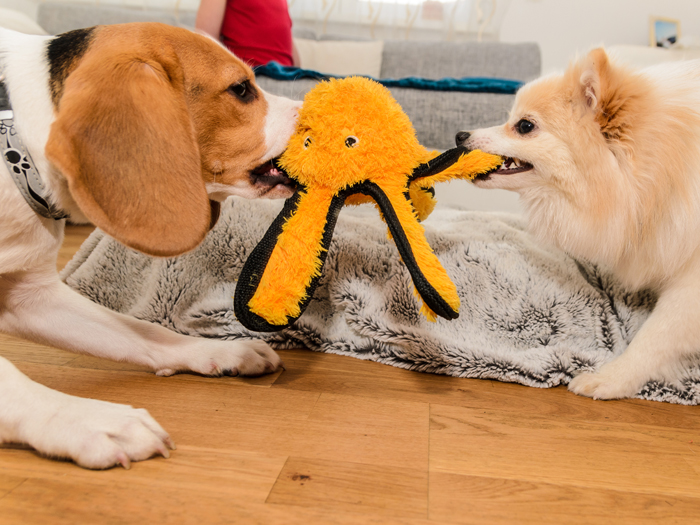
[4,148,32,177]
[0,119,28,177]
[2,118,36,184]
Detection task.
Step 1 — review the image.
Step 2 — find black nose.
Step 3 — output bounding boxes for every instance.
[455,131,471,146]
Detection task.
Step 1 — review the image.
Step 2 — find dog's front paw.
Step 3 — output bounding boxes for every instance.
[155,339,282,378]
[30,395,174,470]
[568,360,647,400]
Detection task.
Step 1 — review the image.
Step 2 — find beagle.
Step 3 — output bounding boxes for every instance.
[0,23,300,469]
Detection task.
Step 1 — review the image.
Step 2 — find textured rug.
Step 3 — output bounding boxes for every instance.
[62,198,700,405]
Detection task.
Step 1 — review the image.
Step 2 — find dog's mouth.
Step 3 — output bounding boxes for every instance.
[494,157,533,175]
[250,159,297,194]
[474,157,532,182]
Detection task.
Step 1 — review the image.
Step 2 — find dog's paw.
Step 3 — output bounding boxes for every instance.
[568,360,646,400]
[31,396,174,470]
[155,339,282,378]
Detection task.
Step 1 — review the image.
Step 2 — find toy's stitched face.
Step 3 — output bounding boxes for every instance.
[301,127,359,153]
[280,77,425,191]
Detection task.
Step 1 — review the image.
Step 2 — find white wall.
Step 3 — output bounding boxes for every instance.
[500,0,700,73]
[0,0,39,19]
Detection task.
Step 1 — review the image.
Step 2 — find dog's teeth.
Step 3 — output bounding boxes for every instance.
[513,159,521,167]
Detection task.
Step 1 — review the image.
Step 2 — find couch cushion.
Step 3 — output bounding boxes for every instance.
[380,41,540,82]
[37,3,195,35]
[293,38,384,77]
[292,27,318,40]
[0,8,47,34]
[391,88,513,149]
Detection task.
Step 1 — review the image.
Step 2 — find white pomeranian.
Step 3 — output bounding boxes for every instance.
[459,48,700,400]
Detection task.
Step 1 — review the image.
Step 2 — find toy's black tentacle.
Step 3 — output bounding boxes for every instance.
[234,191,303,332]
[359,182,459,320]
[234,187,348,332]
[409,146,470,183]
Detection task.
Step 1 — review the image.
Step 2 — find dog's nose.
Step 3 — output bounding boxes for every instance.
[455,131,471,146]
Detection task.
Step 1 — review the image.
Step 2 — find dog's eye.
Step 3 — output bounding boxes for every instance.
[515,119,535,135]
[227,80,255,102]
[304,136,312,149]
[345,136,359,148]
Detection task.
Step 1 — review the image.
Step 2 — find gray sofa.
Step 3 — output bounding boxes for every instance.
[37,2,541,150]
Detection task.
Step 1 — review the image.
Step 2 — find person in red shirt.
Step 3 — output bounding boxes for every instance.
[196,0,296,67]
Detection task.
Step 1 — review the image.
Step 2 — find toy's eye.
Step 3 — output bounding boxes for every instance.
[345,136,359,148]
[304,136,312,148]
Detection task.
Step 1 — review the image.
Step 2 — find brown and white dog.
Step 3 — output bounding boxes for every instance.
[459,48,700,400]
[0,23,300,468]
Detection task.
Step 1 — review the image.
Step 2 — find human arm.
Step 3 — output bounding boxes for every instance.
[292,40,300,67]
[195,0,227,39]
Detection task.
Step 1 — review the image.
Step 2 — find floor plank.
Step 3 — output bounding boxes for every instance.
[429,404,700,498]
[0,445,286,502]
[268,457,428,518]
[0,476,436,525]
[428,472,700,525]
[0,473,26,500]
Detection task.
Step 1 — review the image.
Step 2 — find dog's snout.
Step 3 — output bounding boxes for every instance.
[291,100,302,120]
[455,131,471,146]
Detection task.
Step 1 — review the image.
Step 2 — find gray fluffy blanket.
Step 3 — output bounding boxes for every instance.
[62,198,700,405]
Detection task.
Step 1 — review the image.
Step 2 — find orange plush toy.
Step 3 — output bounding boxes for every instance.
[234,77,502,332]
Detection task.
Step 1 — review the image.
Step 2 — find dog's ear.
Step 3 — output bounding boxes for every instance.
[46,43,212,257]
[578,48,630,140]
[579,47,610,112]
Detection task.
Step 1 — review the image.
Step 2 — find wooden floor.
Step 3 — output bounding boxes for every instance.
[0,226,698,524]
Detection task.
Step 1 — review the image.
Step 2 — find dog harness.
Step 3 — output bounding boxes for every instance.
[0,79,67,220]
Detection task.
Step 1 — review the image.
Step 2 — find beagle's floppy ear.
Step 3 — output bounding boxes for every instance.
[46,43,211,257]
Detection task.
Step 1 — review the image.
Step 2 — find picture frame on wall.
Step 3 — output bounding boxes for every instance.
[650,16,680,48]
